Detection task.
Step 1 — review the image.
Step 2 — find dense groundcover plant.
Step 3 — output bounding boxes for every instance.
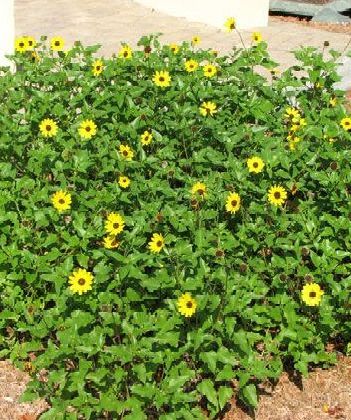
[1,31,351,419]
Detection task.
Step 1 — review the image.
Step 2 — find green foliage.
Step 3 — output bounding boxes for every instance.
[0,34,351,419]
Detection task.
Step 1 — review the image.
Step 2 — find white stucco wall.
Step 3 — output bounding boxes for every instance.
[0,0,14,67]
[134,0,269,29]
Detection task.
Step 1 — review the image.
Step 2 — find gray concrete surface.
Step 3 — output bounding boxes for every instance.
[15,0,351,84]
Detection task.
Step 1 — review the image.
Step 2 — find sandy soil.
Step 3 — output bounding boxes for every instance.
[0,355,350,419]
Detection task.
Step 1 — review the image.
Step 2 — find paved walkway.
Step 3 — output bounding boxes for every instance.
[15,0,351,75]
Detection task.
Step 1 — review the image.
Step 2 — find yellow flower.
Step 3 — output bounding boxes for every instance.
[105,212,125,235]
[191,36,201,46]
[284,107,300,120]
[78,120,97,139]
[287,134,301,150]
[268,185,287,207]
[203,64,217,78]
[152,70,171,87]
[140,130,153,146]
[118,175,131,189]
[169,43,179,54]
[15,37,28,53]
[225,192,241,214]
[51,190,72,212]
[177,293,197,317]
[119,144,134,161]
[340,117,351,131]
[118,45,132,59]
[31,51,40,63]
[252,32,263,43]
[25,36,36,50]
[290,118,306,132]
[247,156,265,173]
[199,101,217,117]
[184,59,199,73]
[92,59,103,76]
[50,36,65,51]
[39,118,58,138]
[191,182,207,199]
[148,233,165,253]
[68,268,93,295]
[329,97,337,107]
[224,17,236,32]
[271,68,281,76]
[301,283,324,306]
[103,235,120,249]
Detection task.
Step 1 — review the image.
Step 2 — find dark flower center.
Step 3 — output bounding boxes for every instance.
[197,189,204,195]
[159,76,165,82]
[156,241,163,247]
[19,42,24,47]
[111,239,118,247]
[85,126,91,132]
[124,51,128,57]
[231,200,237,206]
[207,68,212,73]
[113,223,119,229]
[274,192,281,199]
[55,41,60,46]
[309,291,316,298]
[28,40,33,46]
[59,199,65,204]
[186,301,193,308]
[78,278,86,286]
[230,23,234,29]
[46,125,52,131]
[123,151,128,156]
[253,162,258,168]
[96,66,101,71]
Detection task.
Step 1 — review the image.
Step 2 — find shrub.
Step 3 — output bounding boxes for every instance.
[0,32,351,419]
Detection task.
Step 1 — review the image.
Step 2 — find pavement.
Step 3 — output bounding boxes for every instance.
[15,0,351,87]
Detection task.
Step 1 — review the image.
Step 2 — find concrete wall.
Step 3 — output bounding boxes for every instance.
[134,0,269,28]
[0,0,14,67]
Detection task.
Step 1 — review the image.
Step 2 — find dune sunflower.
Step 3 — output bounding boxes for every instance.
[247,157,264,173]
[148,233,165,253]
[225,192,241,214]
[103,235,120,249]
[39,118,58,138]
[118,176,131,189]
[184,59,199,72]
[50,36,65,51]
[51,190,72,212]
[191,36,201,46]
[152,70,171,87]
[169,43,179,54]
[15,37,28,53]
[301,283,324,306]
[191,182,207,199]
[119,144,134,161]
[78,120,97,139]
[25,36,36,50]
[105,212,125,235]
[224,17,236,32]
[68,268,93,295]
[340,117,351,131]
[140,130,153,146]
[177,293,197,317]
[203,64,217,78]
[118,45,133,59]
[329,97,337,107]
[252,32,263,43]
[199,101,217,117]
[92,59,103,76]
[268,185,287,207]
